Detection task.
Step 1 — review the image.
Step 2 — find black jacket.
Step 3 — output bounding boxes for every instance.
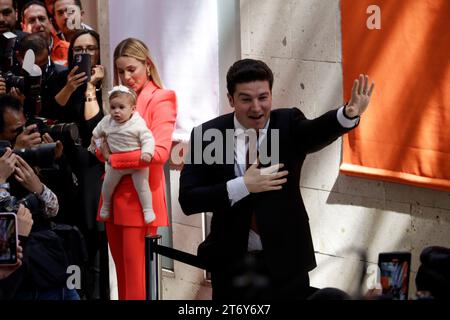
[179,107,355,281]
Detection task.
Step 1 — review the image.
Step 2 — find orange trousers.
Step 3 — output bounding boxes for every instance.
[106,223,157,300]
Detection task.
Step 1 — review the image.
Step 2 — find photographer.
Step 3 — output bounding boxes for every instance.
[2,32,81,224]
[0,95,80,300]
[0,92,77,220]
[0,149,33,298]
[13,32,68,122]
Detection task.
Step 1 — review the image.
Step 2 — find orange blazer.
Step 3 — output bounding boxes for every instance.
[51,30,69,66]
[97,81,177,227]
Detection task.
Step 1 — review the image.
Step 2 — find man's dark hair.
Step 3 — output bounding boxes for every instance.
[17,32,49,57]
[226,59,274,96]
[67,29,100,68]
[0,94,23,133]
[21,0,49,23]
[54,0,82,10]
[415,246,450,299]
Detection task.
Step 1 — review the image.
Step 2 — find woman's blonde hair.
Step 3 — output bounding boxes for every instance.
[113,38,164,89]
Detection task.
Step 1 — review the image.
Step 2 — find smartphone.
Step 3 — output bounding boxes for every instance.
[73,53,91,83]
[0,212,18,266]
[378,252,411,300]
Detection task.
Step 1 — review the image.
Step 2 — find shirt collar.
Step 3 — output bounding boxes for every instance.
[233,114,270,137]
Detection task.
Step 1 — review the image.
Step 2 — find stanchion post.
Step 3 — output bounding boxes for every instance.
[156,236,163,300]
[145,234,162,300]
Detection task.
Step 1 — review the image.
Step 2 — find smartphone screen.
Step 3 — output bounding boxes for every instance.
[73,53,91,83]
[378,252,411,300]
[0,213,18,266]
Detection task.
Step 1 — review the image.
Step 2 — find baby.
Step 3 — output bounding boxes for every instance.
[90,85,155,223]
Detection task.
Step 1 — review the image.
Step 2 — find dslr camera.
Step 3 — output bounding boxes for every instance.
[0,140,56,168]
[0,31,20,87]
[26,117,80,148]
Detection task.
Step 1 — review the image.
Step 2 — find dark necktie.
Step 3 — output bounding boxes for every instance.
[246,132,259,234]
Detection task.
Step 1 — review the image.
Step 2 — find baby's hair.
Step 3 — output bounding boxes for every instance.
[108,85,138,105]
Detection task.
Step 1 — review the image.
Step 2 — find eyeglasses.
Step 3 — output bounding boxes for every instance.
[73,46,98,55]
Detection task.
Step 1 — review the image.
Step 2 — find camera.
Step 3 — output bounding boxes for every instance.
[0,140,56,168]
[0,69,42,118]
[0,44,43,118]
[26,118,80,147]
[0,32,25,93]
[0,71,24,90]
[0,192,43,215]
[0,32,18,76]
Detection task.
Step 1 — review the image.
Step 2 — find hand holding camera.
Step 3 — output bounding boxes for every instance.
[42,133,63,160]
[9,87,25,106]
[0,148,17,183]
[16,204,33,237]
[14,124,42,150]
[14,156,44,195]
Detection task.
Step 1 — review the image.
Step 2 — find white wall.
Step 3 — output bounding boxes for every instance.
[80,0,97,30]
[241,0,450,298]
[108,0,220,143]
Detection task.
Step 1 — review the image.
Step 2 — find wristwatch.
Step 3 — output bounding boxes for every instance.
[0,182,10,191]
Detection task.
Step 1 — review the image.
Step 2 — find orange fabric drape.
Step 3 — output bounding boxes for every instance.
[340,0,450,191]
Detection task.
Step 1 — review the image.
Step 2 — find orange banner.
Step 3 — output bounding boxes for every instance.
[341,0,450,191]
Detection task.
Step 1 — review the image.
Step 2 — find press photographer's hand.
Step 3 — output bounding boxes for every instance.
[42,133,63,160]
[10,87,26,106]
[14,124,42,149]
[16,204,33,237]
[0,148,17,183]
[14,156,44,194]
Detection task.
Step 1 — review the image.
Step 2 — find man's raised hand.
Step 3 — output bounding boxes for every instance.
[345,74,375,118]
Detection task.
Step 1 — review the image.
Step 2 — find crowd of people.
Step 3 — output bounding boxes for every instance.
[0,0,448,301]
[0,0,176,300]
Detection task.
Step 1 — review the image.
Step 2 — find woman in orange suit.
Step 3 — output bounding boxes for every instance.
[95,38,177,300]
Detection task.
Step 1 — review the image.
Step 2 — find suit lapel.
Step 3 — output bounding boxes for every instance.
[220,113,236,179]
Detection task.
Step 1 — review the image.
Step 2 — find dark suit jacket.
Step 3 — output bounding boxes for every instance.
[179,107,355,281]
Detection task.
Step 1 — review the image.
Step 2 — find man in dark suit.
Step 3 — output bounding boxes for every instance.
[179,59,374,300]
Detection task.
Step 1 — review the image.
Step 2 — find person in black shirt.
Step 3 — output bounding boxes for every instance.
[53,29,109,300]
